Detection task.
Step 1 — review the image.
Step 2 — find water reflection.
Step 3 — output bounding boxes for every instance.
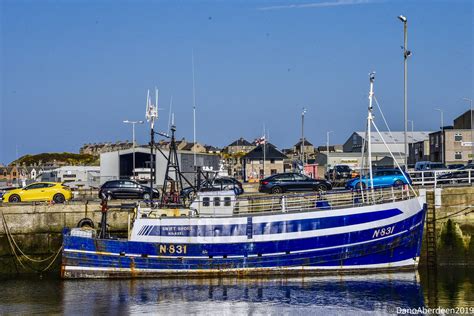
[0,268,472,315]
[59,273,422,315]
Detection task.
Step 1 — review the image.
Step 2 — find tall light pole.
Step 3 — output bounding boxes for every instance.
[463,98,473,162]
[435,109,444,164]
[398,14,410,168]
[301,108,307,167]
[407,120,414,164]
[123,120,144,178]
[326,131,334,172]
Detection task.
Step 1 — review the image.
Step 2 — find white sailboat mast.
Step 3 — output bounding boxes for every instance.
[367,72,375,190]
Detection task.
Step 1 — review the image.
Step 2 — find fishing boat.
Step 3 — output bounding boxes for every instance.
[61,74,426,278]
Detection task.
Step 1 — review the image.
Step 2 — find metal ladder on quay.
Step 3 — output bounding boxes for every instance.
[425,191,437,267]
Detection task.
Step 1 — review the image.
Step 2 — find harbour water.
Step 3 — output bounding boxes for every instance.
[0,267,472,315]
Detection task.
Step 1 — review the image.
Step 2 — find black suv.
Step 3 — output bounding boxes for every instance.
[99,180,160,200]
[326,165,352,181]
[181,177,244,199]
[259,173,332,194]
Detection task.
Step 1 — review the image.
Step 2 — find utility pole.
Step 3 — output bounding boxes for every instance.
[326,131,333,172]
[435,108,444,164]
[301,108,307,169]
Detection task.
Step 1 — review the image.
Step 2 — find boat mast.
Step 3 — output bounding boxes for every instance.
[146,89,159,204]
[367,72,375,191]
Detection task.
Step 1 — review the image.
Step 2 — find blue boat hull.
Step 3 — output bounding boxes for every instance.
[61,198,426,278]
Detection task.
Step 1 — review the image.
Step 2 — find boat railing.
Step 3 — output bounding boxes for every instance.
[190,186,415,217]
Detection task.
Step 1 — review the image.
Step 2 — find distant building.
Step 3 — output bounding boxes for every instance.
[242,144,287,182]
[429,128,474,165]
[408,140,430,165]
[453,110,473,129]
[80,141,133,156]
[204,145,221,154]
[39,166,101,186]
[224,138,255,155]
[293,138,315,155]
[100,147,220,186]
[344,131,432,153]
[428,110,474,165]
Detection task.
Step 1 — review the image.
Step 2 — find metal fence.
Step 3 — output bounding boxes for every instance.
[184,186,415,217]
[408,169,474,188]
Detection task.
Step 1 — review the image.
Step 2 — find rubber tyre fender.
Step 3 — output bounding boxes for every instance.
[77,218,95,229]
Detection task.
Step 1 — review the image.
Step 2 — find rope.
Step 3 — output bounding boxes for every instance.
[373,95,405,162]
[435,206,474,221]
[1,211,63,272]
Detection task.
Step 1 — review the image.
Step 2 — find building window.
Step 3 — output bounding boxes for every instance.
[12,172,16,177]
[454,133,462,142]
[270,159,275,164]
[271,169,277,175]
[455,152,462,160]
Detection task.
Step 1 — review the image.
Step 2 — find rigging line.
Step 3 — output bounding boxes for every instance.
[371,120,417,196]
[373,95,404,162]
[435,206,472,221]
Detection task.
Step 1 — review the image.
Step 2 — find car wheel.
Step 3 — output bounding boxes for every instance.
[143,193,151,200]
[314,184,328,191]
[393,180,404,187]
[53,193,66,204]
[8,194,21,203]
[271,186,283,194]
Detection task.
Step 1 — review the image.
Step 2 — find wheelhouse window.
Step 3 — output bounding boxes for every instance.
[214,197,220,206]
[202,197,210,207]
[224,197,231,206]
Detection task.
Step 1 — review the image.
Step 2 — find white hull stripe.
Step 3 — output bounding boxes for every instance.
[131,208,420,244]
[63,258,418,274]
[64,226,413,259]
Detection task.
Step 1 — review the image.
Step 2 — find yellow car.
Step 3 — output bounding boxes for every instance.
[2,182,73,203]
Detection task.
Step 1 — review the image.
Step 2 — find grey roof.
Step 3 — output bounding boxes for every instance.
[228,138,253,147]
[294,138,313,147]
[244,144,287,160]
[355,131,432,144]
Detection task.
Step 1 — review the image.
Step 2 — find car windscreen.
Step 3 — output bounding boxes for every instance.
[336,166,351,172]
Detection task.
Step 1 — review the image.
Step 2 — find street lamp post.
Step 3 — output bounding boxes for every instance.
[326,131,334,172]
[398,15,410,169]
[435,109,444,164]
[463,98,473,162]
[301,108,307,168]
[123,120,144,178]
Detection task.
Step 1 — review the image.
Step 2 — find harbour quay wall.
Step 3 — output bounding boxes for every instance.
[0,186,474,276]
[0,202,129,275]
[420,187,474,266]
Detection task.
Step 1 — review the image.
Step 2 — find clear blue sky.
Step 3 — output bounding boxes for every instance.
[1,0,472,164]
